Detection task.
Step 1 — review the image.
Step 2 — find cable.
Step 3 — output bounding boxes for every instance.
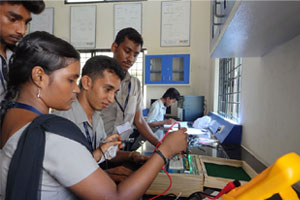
[149,122,179,200]
[153,122,179,152]
[198,180,241,199]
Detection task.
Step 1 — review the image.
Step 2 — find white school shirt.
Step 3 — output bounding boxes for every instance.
[1,123,99,200]
[147,99,166,123]
[54,98,107,150]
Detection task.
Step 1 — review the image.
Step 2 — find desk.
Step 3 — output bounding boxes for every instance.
[137,127,267,199]
[137,127,266,173]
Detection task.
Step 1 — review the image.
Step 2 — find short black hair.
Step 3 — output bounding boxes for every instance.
[162,88,181,101]
[114,27,143,47]
[81,55,125,86]
[1,0,45,14]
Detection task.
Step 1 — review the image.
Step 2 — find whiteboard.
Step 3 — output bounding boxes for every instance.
[161,0,191,47]
[114,3,142,38]
[29,8,54,34]
[70,6,96,49]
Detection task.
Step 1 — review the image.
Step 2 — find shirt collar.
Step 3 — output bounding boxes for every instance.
[72,98,89,124]
[0,48,13,61]
[123,71,131,82]
[159,99,167,109]
[6,48,13,60]
[72,98,101,127]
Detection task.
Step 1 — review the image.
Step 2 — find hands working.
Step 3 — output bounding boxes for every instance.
[158,128,188,160]
[93,134,122,162]
[164,118,176,125]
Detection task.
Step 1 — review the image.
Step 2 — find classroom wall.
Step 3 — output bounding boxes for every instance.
[211,34,300,166]
[144,1,211,116]
[44,0,212,116]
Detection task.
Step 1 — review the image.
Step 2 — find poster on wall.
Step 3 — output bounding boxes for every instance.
[161,0,191,47]
[114,3,142,38]
[70,5,96,49]
[30,8,54,34]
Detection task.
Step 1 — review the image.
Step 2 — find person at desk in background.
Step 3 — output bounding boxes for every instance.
[147,88,180,129]
[0,31,188,200]
[0,0,45,104]
[54,55,148,182]
[101,27,160,149]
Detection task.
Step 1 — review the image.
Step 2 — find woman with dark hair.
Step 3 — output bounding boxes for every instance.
[0,31,187,200]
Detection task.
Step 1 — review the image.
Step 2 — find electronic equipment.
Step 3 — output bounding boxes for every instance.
[208,112,242,144]
[177,96,204,121]
[168,154,199,175]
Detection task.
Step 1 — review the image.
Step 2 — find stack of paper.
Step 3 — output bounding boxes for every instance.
[163,121,189,129]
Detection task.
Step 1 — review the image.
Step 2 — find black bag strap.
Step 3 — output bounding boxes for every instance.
[5,114,92,200]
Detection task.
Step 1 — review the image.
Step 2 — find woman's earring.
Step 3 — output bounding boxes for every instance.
[37,88,41,99]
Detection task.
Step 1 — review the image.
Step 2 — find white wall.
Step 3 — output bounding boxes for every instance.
[211,35,300,166]
[145,0,211,115]
[44,0,212,115]
[240,35,300,165]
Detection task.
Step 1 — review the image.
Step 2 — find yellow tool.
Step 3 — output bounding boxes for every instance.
[221,152,300,200]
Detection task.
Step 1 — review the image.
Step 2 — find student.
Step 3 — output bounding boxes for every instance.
[0,0,45,103]
[0,31,187,200]
[54,56,125,163]
[147,88,181,128]
[54,55,148,182]
[101,27,160,148]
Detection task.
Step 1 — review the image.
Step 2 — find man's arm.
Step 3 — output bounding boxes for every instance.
[109,150,148,164]
[134,110,160,146]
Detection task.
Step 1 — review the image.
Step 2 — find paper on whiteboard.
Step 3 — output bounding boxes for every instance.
[114,3,142,38]
[30,8,53,34]
[70,6,96,49]
[161,0,190,46]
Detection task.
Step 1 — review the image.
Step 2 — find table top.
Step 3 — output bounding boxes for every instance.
[136,127,267,173]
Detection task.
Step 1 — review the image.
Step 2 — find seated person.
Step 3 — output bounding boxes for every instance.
[0,31,187,200]
[147,88,181,128]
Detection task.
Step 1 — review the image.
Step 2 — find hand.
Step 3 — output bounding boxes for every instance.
[165,118,176,125]
[129,152,150,164]
[158,128,187,159]
[105,166,134,183]
[103,134,122,149]
[100,134,122,157]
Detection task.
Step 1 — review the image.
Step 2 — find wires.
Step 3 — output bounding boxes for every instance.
[149,122,180,200]
[190,180,241,200]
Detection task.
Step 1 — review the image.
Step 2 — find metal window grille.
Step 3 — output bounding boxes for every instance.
[218,58,242,122]
[78,49,144,87]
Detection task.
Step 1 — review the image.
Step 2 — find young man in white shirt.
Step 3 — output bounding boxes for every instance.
[147,88,181,128]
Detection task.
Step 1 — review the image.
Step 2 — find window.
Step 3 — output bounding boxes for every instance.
[78,49,144,87]
[218,58,242,122]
